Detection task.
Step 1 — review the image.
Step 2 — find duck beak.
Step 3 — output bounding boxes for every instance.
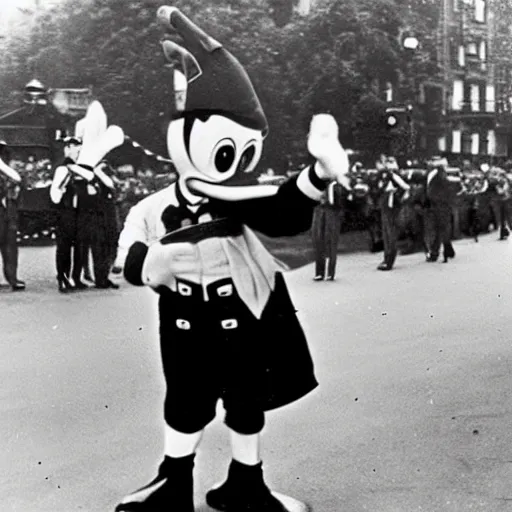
[187,178,279,201]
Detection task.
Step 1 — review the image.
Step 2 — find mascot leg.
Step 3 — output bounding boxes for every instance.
[115,426,201,512]
[207,427,309,511]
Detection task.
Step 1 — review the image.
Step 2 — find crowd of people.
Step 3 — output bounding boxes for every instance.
[311,154,512,280]
[1,137,511,293]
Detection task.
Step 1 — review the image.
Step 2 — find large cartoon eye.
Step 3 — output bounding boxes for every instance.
[238,145,256,173]
[214,140,236,173]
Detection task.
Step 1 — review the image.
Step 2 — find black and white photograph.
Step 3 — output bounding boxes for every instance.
[2,0,512,510]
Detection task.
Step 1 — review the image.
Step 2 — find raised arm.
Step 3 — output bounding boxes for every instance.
[49,166,71,204]
[211,164,327,237]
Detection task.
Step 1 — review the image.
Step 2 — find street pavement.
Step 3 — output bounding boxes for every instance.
[1,232,512,512]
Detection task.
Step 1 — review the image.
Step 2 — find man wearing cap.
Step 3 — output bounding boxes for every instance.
[50,136,95,292]
[0,140,26,291]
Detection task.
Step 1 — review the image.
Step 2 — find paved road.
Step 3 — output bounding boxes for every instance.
[1,233,512,512]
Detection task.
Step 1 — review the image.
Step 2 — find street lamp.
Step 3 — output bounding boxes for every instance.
[403,36,419,51]
[24,78,47,105]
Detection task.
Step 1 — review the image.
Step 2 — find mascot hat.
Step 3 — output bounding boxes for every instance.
[158,7,268,135]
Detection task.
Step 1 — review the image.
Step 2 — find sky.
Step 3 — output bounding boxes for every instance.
[0,0,64,16]
[0,0,65,37]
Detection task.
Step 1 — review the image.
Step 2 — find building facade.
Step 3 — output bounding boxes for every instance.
[417,0,512,163]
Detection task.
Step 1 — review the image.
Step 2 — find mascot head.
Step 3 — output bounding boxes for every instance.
[157,6,273,202]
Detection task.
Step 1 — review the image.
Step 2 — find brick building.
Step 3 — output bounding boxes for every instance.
[416,0,512,163]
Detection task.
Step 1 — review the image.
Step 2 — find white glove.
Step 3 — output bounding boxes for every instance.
[307,114,350,188]
[141,242,197,289]
[76,101,124,168]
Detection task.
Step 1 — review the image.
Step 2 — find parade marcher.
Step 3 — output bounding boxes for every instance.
[49,136,95,292]
[0,141,26,291]
[89,160,120,289]
[376,156,410,271]
[462,172,488,242]
[399,168,428,255]
[492,170,511,240]
[312,179,347,281]
[114,7,348,512]
[424,157,458,263]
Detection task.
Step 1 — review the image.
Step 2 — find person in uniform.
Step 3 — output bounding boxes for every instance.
[493,170,512,240]
[311,179,347,281]
[424,157,459,263]
[89,160,120,289]
[0,141,25,291]
[49,136,95,292]
[375,156,410,271]
[113,7,348,512]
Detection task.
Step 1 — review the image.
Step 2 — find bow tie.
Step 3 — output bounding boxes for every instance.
[161,201,218,233]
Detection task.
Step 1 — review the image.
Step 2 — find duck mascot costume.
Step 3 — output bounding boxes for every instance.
[114,6,350,512]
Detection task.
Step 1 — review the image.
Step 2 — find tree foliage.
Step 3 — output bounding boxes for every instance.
[0,0,441,168]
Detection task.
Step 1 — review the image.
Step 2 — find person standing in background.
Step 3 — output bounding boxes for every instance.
[49,136,94,292]
[312,179,346,281]
[90,160,120,289]
[425,157,458,263]
[0,140,25,291]
[376,157,410,271]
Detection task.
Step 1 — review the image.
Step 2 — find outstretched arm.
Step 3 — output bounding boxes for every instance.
[212,164,328,237]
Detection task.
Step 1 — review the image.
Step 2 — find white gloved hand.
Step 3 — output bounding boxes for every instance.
[307,114,350,189]
[141,241,197,289]
[76,101,125,168]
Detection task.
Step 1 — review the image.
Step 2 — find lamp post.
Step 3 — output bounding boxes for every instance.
[400,32,419,162]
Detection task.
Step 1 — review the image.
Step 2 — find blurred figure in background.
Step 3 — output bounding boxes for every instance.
[375,156,410,271]
[0,140,25,291]
[90,160,119,289]
[312,179,346,281]
[425,157,457,263]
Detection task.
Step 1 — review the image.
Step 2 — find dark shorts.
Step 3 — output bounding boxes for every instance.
[158,273,318,435]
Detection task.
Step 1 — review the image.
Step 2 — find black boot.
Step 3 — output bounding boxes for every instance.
[206,459,289,512]
[426,252,438,262]
[115,454,195,512]
[11,279,26,291]
[443,244,455,262]
[57,275,75,293]
[377,262,391,271]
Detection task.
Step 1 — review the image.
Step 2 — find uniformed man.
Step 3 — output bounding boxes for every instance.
[425,157,459,262]
[376,156,410,271]
[89,160,120,289]
[49,136,95,292]
[0,140,25,291]
[311,179,347,281]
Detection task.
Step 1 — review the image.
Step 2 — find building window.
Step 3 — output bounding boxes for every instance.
[479,41,486,61]
[467,42,478,56]
[458,45,465,67]
[418,83,425,104]
[438,136,447,152]
[475,0,486,23]
[487,129,496,155]
[470,84,480,111]
[485,84,495,112]
[385,82,393,102]
[452,130,462,153]
[453,0,459,11]
[471,133,480,155]
[452,80,464,110]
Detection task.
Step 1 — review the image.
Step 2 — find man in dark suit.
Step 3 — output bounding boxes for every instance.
[311,179,347,280]
[376,157,410,271]
[425,157,460,263]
